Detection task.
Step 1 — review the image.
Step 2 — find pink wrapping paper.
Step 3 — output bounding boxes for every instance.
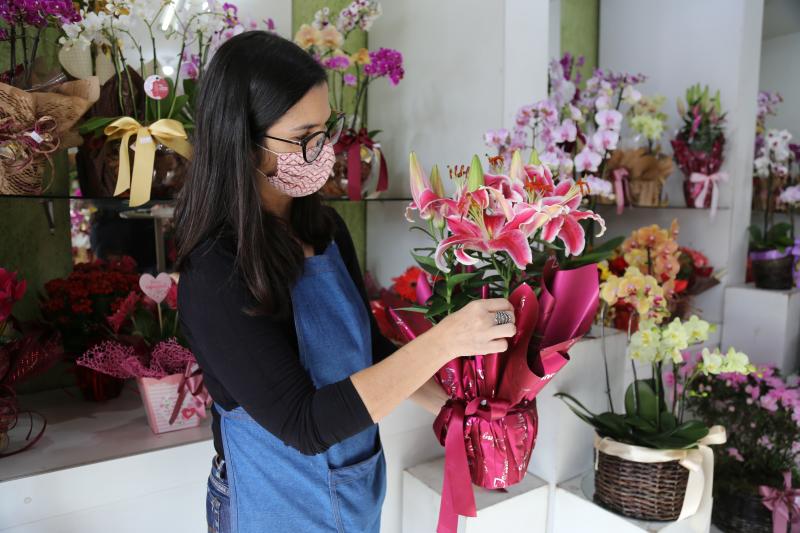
[136,373,206,434]
[390,262,599,533]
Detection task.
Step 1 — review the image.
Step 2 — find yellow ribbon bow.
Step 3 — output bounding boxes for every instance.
[104,117,192,207]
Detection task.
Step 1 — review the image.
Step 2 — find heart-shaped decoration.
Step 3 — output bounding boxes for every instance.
[182,407,196,420]
[139,273,172,303]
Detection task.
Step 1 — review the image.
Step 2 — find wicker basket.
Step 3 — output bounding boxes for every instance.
[594,450,689,521]
[712,489,772,533]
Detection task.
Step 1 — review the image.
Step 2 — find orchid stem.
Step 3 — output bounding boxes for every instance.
[600,305,615,413]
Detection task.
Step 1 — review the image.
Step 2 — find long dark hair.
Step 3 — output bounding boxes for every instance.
[175,31,334,316]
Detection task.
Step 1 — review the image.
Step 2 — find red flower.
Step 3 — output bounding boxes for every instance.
[108,291,140,333]
[0,268,27,322]
[165,282,178,310]
[391,267,424,302]
[609,256,628,276]
[71,299,93,315]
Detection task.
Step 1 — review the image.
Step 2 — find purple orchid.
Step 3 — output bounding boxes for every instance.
[364,47,404,85]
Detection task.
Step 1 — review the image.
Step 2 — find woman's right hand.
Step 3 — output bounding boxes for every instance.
[428,298,516,364]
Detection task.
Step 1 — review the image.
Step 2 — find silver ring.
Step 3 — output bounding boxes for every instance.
[494,311,511,326]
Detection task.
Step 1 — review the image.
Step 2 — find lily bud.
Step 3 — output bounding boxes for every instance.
[677,98,686,117]
[430,164,444,197]
[528,149,542,166]
[509,150,525,183]
[466,154,484,192]
[409,151,428,203]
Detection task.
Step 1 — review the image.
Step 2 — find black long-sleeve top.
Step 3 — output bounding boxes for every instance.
[177,209,396,458]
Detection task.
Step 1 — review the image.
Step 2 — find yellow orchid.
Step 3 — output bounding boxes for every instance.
[351,47,371,65]
[319,25,344,49]
[294,24,322,49]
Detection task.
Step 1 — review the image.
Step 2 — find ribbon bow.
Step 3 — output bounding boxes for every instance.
[432,397,533,533]
[333,127,388,200]
[689,171,728,219]
[612,167,631,215]
[760,472,800,533]
[168,362,211,425]
[104,117,192,207]
[594,425,727,521]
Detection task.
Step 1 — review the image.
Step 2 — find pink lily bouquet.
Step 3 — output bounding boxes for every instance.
[393,151,604,532]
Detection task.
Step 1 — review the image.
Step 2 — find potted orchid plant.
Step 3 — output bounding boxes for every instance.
[294,0,402,200]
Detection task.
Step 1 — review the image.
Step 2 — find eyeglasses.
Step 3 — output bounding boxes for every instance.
[262,112,346,163]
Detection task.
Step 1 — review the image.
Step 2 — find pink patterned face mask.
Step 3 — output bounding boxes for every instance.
[256,143,335,197]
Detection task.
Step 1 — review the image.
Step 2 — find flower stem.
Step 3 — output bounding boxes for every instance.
[765,171,773,238]
[9,25,16,85]
[671,365,679,415]
[600,305,615,413]
[654,361,662,431]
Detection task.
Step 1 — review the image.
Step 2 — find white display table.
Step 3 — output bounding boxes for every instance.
[0,385,213,533]
[402,457,549,533]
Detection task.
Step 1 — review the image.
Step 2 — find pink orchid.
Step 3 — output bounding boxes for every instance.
[556,120,578,143]
[592,129,619,152]
[538,180,606,256]
[595,109,623,131]
[434,207,545,272]
[574,147,603,173]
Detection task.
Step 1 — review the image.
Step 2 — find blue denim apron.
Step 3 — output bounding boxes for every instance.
[215,242,386,533]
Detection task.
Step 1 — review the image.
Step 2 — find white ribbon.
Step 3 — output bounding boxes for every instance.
[689,172,728,219]
[594,426,726,522]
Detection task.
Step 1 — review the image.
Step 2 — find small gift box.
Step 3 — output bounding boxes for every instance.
[136,369,207,434]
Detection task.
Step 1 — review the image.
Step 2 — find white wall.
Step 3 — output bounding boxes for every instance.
[760,31,800,134]
[598,0,764,324]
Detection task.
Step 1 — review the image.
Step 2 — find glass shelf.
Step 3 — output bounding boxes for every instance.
[0,194,411,203]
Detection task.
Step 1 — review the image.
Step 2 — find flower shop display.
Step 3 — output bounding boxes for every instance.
[671,84,727,212]
[557,309,752,522]
[485,53,650,215]
[752,91,792,213]
[77,272,210,434]
[395,150,603,532]
[688,366,800,532]
[749,129,799,290]
[295,0,399,200]
[40,257,141,401]
[0,268,63,457]
[63,1,269,204]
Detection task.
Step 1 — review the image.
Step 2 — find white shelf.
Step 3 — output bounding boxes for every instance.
[0,384,212,483]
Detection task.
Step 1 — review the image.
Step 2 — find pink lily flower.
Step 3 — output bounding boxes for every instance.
[538,180,607,256]
[406,152,450,224]
[434,207,545,272]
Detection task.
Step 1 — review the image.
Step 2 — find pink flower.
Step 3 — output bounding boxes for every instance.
[165,282,178,311]
[574,147,602,173]
[484,129,510,148]
[364,48,404,85]
[595,109,623,131]
[727,447,745,462]
[556,120,577,143]
[592,129,619,152]
[343,73,357,86]
[108,291,140,333]
[322,54,351,71]
[757,435,774,450]
[434,207,544,272]
[760,393,780,412]
[538,180,606,256]
[745,384,761,400]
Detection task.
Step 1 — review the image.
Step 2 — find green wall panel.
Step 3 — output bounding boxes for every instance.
[561,0,599,82]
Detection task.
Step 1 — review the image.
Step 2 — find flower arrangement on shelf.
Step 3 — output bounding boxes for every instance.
[389,149,602,530]
[604,94,674,211]
[752,90,790,213]
[484,53,663,215]
[688,365,800,532]
[671,84,727,213]
[749,128,799,290]
[0,1,99,195]
[40,256,141,401]
[295,0,400,200]
[62,0,271,205]
[367,266,432,346]
[557,301,752,521]
[598,220,720,330]
[0,268,62,456]
[76,273,210,434]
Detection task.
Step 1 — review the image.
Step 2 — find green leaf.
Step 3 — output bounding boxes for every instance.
[394,306,428,313]
[446,272,479,290]
[411,252,441,275]
[168,95,189,118]
[78,116,119,136]
[367,129,382,139]
[625,380,659,422]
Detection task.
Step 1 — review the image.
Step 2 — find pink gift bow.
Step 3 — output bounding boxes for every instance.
[760,471,800,533]
[333,128,389,201]
[387,263,599,533]
[168,362,211,425]
[689,171,728,218]
[612,167,631,215]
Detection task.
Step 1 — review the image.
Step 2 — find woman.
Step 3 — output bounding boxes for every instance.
[176,31,516,533]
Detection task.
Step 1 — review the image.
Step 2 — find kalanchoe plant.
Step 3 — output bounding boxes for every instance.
[0,268,27,344]
[0,0,81,87]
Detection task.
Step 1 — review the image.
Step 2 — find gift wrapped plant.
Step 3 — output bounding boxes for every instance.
[76,273,210,433]
[63,0,272,204]
[40,257,141,401]
[394,149,604,531]
[294,0,401,199]
[671,84,727,210]
[689,365,800,533]
[0,268,63,456]
[557,294,753,521]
